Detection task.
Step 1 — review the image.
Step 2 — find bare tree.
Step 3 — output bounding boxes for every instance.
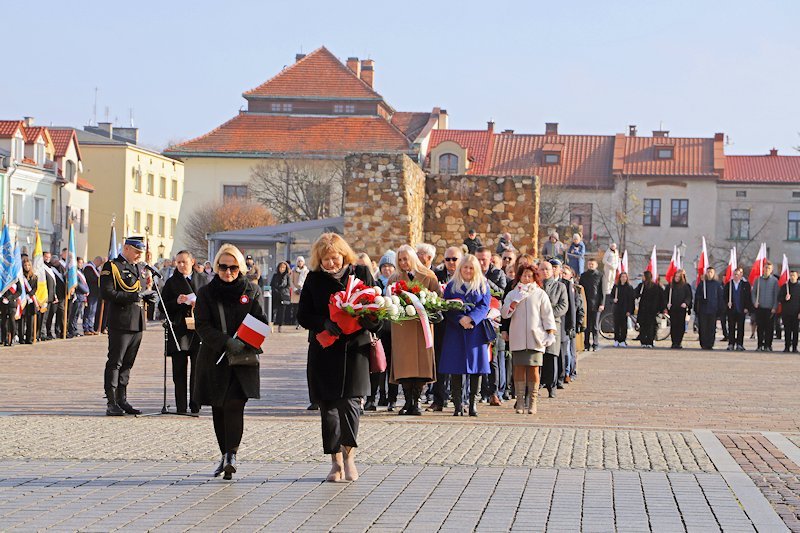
[183,199,276,259]
[249,160,345,223]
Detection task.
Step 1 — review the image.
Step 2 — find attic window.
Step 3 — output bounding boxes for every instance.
[655,146,674,160]
[736,191,747,198]
[793,191,800,198]
[333,104,355,114]
[270,102,292,112]
[439,153,458,174]
[543,153,560,165]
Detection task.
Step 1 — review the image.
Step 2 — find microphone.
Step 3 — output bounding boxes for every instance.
[144,264,163,279]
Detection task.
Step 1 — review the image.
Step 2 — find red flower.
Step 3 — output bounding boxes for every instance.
[358,292,377,304]
[410,285,421,295]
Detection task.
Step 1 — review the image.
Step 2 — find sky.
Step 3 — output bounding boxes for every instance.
[2,0,799,154]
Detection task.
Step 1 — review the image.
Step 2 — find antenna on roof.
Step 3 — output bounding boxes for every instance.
[93,87,98,126]
[104,106,110,122]
[129,108,135,127]
[659,120,664,130]
[725,135,733,146]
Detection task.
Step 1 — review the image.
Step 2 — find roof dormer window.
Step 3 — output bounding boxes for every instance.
[439,153,458,174]
[35,141,45,165]
[655,146,674,160]
[542,143,563,166]
[333,104,355,114]
[544,153,561,165]
[270,102,292,112]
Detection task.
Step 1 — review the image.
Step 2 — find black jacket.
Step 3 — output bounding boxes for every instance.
[99,255,150,332]
[561,278,585,339]
[298,264,374,403]
[694,279,724,317]
[542,277,568,355]
[636,282,664,319]
[665,283,693,313]
[463,237,482,254]
[579,269,604,311]
[484,265,507,294]
[162,270,209,354]
[83,264,101,299]
[0,281,21,313]
[724,280,753,314]
[779,281,800,317]
[270,272,291,304]
[611,283,636,316]
[193,275,265,406]
[50,261,66,301]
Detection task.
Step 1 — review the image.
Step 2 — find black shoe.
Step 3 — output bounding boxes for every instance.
[118,400,142,415]
[190,403,201,414]
[377,398,389,407]
[556,383,565,390]
[407,401,422,416]
[793,348,799,353]
[453,404,463,416]
[213,455,225,477]
[548,387,556,398]
[427,403,443,412]
[223,452,237,480]
[767,346,773,352]
[468,400,478,417]
[387,402,395,412]
[364,400,377,411]
[106,402,124,416]
[784,347,791,353]
[306,403,319,410]
[736,345,746,351]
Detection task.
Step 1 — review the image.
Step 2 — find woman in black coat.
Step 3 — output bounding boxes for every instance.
[270,261,291,331]
[665,269,693,349]
[20,256,39,344]
[193,244,266,480]
[297,233,380,483]
[0,280,21,346]
[611,272,635,346]
[635,271,664,348]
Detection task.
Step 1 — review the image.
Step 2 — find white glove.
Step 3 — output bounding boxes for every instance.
[543,333,557,347]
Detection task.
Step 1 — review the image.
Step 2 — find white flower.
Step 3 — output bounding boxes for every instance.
[388,304,400,317]
[391,295,401,305]
[420,289,429,297]
[373,287,383,296]
[374,295,385,306]
[405,305,417,316]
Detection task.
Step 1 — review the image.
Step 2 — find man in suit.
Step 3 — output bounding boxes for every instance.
[724,267,752,351]
[40,251,57,341]
[101,237,157,416]
[67,257,90,338]
[559,264,584,387]
[579,259,604,351]
[475,247,507,405]
[161,250,208,413]
[83,256,103,335]
[429,246,462,412]
[539,260,568,398]
[48,253,67,339]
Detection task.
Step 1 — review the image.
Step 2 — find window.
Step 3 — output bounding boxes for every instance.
[51,199,56,225]
[670,199,689,227]
[65,206,71,229]
[223,185,248,202]
[146,173,154,195]
[159,176,166,198]
[34,197,44,224]
[80,209,86,233]
[35,142,45,165]
[793,191,800,198]
[730,209,750,240]
[643,199,661,226]
[133,211,141,233]
[171,179,178,200]
[132,168,141,192]
[270,102,292,112]
[438,153,458,174]
[170,218,177,238]
[333,104,355,113]
[12,136,24,161]
[158,216,165,237]
[656,147,674,160]
[543,153,561,165]
[11,194,22,225]
[146,214,153,235]
[569,203,593,238]
[736,190,747,198]
[789,211,800,241]
[65,160,76,182]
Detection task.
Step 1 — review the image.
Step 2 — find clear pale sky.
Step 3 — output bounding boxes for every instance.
[3,0,798,154]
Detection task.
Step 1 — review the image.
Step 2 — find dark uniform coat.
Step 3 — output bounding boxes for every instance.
[161,269,208,354]
[100,255,149,332]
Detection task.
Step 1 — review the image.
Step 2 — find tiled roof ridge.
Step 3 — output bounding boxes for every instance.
[165,113,244,152]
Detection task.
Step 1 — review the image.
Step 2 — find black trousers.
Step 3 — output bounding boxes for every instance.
[541,353,559,389]
[755,308,775,348]
[557,338,568,385]
[638,314,657,345]
[104,329,143,396]
[783,314,799,350]
[171,351,198,412]
[584,309,599,347]
[727,310,746,346]
[431,334,449,406]
[212,398,246,454]
[318,397,361,454]
[669,308,687,347]
[697,314,717,349]
[51,301,65,338]
[273,302,290,326]
[613,312,628,343]
[0,309,16,344]
[450,373,480,407]
[20,312,36,343]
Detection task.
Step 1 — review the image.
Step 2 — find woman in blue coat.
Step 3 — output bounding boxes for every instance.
[566,233,586,276]
[440,254,491,417]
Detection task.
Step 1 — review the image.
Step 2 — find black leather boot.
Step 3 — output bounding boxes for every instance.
[399,384,412,415]
[212,455,225,477]
[468,393,478,417]
[117,386,142,415]
[105,388,124,416]
[407,385,422,416]
[223,452,237,480]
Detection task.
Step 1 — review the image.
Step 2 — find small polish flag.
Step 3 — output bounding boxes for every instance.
[696,237,708,285]
[616,250,628,283]
[665,246,678,283]
[748,243,767,286]
[645,245,658,281]
[779,254,790,287]
[236,313,270,348]
[724,247,737,284]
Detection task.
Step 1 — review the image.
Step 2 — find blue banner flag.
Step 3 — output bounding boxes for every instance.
[67,223,77,292]
[0,225,16,294]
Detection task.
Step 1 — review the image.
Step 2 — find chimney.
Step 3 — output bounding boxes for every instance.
[114,127,139,144]
[487,120,495,134]
[769,148,778,156]
[653,130,669,138]
[545,122,558,136]
[438,109,448,129]
[714,132,724,142]
[628,125,637,137]
[360,59,375,88]
[503,129,515,134]
[346,57,361,78]
[23,116,34,128]
[295,53,306,62]
[89,122,114,138]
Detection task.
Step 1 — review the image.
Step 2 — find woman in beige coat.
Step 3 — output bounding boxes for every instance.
[388,244,442,416]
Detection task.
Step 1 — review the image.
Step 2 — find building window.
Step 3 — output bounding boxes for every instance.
[51,199,56,225]
[35,142,45,165]
[793,191,800,198]
[170,218,177,238]
[159,176,166,198]
[438,153,458,174]
[65,206,71,229]
[730,209,750,240]
[543,153,561,165]
[569,203,593,238]
[80,209,86,233]
[146,214,153,235]
[34,197,44,224]
[670,199,689,227]
[789,211,800,241]
[65,160,76,182]
[656,147,674,160]
[333,104,355,113]
[146,173,154,195]
[171,179,178,200]
[270,102,292,112]
[223,185,248,202]
[133,168,141,192]
[736,190,747,198]
[133,211,141,233]
[11,194,22,225]
[12,137,24,161]
[643,199,661,226]
[158,216,165,237]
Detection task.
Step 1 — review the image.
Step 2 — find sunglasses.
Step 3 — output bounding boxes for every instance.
[444,257,459,262]
[502,257,513,261]
[217,263,240,272]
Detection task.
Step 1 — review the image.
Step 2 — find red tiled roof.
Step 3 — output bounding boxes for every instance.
[165,112,412,156]
[77,178,95,192]
[49,128,82,159]
[390,112,433,142]
[621,136,717,177]
[723,154,800,183]
[243,47,382,100]
[429,129,494,174]
[24,126,47,144]
[0,120,23,138]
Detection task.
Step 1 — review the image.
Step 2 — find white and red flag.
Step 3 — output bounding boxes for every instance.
[779,254,790,287]
[645,245,658,281]
[665,246,678,283]
[236,313,270,348]
[616,250,628,283]
[724,247,737,284]
[696,237,709,285]
[748,243,767,285]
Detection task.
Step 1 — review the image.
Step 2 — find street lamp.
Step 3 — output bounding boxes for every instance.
[158,241,165,259]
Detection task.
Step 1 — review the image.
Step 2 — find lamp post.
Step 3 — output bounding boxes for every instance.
[158,242,165,259]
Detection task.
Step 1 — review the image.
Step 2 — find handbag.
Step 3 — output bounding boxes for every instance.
[476,317,498,345]
[217,301,260,367]
[185,307,195,330]
[369,334,387,373]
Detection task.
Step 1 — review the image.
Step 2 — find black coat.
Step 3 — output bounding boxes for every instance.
[162,270,208,355]
[44,268,56,304]
[636,282,664,320]
[561,278,585,339]
[779,281,800,317]
[193,276,265,406]
[22,276,38,317]
[579,269,604,311]
[724,280,753,314]
[298,265,374,403]
[694,279,724,317]
[484,265,507,293]
[665,283,693,312]
[0,281,21,313]
[611,283,636,316]
[83,264,101,299]
[51,262,66,301]
[99,255,149,332]
[270,272,291,304]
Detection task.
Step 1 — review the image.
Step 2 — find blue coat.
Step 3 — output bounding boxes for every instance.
[439,282,491,375]
[567,241,586,275]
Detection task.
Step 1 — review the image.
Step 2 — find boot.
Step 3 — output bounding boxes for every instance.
[399,385,412,415]
[212,455,225,477]
[514,381,526,414]
[468,392,478,417]
[105,387,124,416]
[117,386,141,415]
[528,382,539,414]
[407,385,422,416]
[223,452,237,480]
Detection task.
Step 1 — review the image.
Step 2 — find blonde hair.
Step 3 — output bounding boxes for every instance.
[451,254,488,295]
[309,232,358,271]
[213,243,247,274]
[396,244,435,279]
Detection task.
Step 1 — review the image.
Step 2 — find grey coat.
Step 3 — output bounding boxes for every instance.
[542,278,568,355]
[752,275,779,312]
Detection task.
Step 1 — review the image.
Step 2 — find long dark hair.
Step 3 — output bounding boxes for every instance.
[642,270,655,288]
[671,269,686,286]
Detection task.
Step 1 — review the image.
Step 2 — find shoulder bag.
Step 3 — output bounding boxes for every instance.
[217,301,260,367]
[369,333,387,373]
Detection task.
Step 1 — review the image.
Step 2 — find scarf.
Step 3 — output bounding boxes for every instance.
[324,264,351,281]
[207,274,248,304]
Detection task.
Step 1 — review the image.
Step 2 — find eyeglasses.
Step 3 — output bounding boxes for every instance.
[444,257,459,262]
[502,257,513,262]
[217,264,240,272]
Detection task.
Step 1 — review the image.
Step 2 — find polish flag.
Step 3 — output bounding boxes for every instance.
[236,314,270,348]
[779,254,790,287]
[645,245,658,281]
[748,243,767,285]
[696,237,709,285]
[665,246,678,283]
[616,250,628,282]
[724,247,737,284]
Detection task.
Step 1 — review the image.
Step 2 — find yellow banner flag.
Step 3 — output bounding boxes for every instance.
[33,228,49,309]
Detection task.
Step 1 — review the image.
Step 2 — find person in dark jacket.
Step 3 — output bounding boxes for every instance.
[665,269,693,349]
[611,273,635,346]
[193,244,266,480]
[463,229,482,255]
[365,251,398,412]
[270,261,291,332]
[724,267,752,351]
[19,256,38,344]
[558,264,584,387]
[83,256,102,335]
[779,270,800,352]
[579,259,604,351]
[298,233,380,483]
[162,250,209,414]
[539,260,568,397]
[67,257,91,338]
[0,279,21,346]
[50,255,67,339]
[635,271,664,348]
[694,267,724,350]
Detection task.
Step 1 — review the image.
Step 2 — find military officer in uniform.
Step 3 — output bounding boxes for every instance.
[101,237,157,416]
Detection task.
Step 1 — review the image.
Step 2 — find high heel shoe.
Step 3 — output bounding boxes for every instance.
[223,452,237,480]
[212,455,225,477]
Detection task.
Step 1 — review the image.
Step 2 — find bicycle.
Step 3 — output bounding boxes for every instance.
[599,312,671,341]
